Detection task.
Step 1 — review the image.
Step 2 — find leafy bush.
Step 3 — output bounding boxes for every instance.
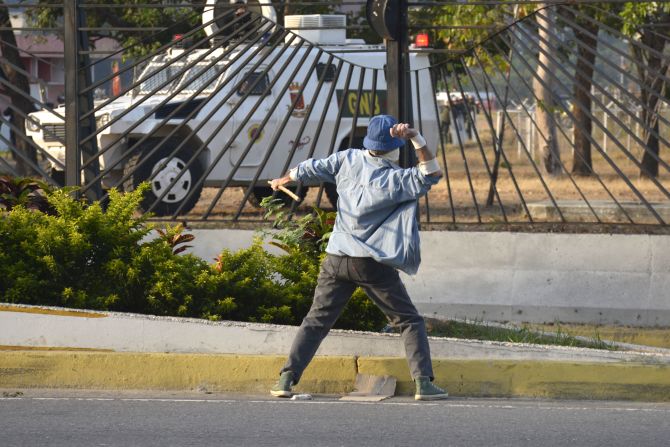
[0,175,56,214]
[0,182,387,331]
[0,184,200,312]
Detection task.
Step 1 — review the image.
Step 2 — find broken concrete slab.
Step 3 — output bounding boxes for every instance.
[340,374,396,402]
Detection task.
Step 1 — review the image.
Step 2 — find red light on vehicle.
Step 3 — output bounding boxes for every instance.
[415,33,429,48]
[173,34,184,41]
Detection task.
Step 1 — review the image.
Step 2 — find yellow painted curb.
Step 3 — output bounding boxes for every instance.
[358,358,670,401]
[0,304,106,319]
[2,351,669,401]
[0,351,357,394]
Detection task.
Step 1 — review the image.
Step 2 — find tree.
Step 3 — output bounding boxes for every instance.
[412,2,566,176]
[29,0,203,58]
[411,2,517,66]
[555,4,621,176]
[570,15,598,176]
[621,2,670,179]
[559,5,602,176]
[533,4,562,175]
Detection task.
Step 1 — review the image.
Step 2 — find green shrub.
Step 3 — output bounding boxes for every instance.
[0,184,387,332]
[0,175,56,214]
[0,184,213,314]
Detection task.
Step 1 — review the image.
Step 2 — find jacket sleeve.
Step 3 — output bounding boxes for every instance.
[383,166,441,203]
[295,151,345,184]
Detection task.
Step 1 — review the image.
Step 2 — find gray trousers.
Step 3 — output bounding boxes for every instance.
[281,254,434,384]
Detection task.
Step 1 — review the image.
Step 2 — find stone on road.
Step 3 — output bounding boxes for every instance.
[1,390,669,446]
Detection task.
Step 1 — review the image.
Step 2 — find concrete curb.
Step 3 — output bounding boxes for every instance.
[359,358,670,401]
[0,351,357,395]
[2,304,670,401]
[4,303,669,363]
[1,350,669,401]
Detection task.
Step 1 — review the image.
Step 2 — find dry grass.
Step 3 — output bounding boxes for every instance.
[185,157,669,227]
[160,115,670,227]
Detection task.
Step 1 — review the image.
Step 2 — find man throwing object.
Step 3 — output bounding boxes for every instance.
[269,114,447,401]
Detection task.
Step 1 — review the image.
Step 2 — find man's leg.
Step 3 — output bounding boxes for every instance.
[280,254,356,385]
[351,258,433,380]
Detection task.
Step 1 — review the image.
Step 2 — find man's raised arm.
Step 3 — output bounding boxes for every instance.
[390,123,443,177]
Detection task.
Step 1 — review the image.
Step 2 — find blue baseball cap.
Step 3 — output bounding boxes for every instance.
[363,115,405,152]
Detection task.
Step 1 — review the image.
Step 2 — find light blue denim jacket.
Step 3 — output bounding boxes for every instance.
[294,149,440,275]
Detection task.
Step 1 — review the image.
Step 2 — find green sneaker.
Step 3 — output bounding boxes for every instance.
[270,371,295,398]
[414,376,449,401]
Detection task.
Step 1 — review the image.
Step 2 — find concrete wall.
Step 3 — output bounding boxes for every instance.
[408,232,670,326]
[183,229,670,326]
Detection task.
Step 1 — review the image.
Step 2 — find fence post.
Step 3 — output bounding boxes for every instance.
[366,0,414,168]
[63,0,101,198]
[387,0,414,168]
[63,0,79,190]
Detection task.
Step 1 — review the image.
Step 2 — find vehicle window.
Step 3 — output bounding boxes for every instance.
[237,71,270,96]
[316,63,336,82]
[137,61,185,95]
[177,63,223,95]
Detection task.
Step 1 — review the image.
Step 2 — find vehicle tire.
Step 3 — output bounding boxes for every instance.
[249,185,307,208]
[325,136,364,209]
[123,139,204,216]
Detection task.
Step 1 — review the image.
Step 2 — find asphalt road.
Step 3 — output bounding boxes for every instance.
[1,390,669,447]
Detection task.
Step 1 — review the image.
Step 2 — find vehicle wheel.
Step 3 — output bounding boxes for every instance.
[324,136,364,209]
[123,139,204,216]
[249,185,307,208]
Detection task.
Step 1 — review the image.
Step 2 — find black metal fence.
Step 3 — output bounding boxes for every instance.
[1,0,669,228]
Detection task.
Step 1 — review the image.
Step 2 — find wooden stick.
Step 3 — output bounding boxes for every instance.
[278,185,300,202]
[268,181,301,202]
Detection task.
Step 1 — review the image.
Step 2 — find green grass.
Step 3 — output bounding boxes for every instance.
[424,318,616,351]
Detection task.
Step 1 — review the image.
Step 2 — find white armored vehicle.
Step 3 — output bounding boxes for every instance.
[26,0,438,215]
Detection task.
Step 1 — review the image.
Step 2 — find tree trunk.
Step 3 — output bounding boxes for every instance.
[641,119,660,178]
[533,4,562,175]
[0,4,37,177]
[571,23,598,176]
[636,27,667,179]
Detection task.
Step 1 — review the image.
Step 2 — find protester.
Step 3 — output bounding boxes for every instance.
[268,114,448,401]
[440,104,451,144]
